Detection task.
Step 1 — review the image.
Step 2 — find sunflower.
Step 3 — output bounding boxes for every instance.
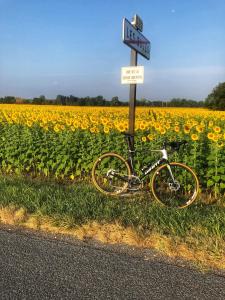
[184,125,190,134]
[213,126,221,133]
[70,174,75,180]
[104,126,110,134]
[54,124,60,133]
[207,132,214,140]
[191,134,199,141]
[117,123,126,132]
[217,141,224,148]
[147,133,154,141]
[90,127,97,133]
[90,116,98,124]
[101,117,108,126]
[154,123,161,131]
[160,128,166,135]
[81,123,88,130]
[66,119,72,126]
[26,120,32,127]
[165,123,171,129]
[213,134,220,142]
[196,125,204,133]
[73,120,80,128]
[208,121,213,127]
[139,121,147,130]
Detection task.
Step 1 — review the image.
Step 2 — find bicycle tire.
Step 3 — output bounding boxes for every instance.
[92,152,131,196]
[151,162,199,209]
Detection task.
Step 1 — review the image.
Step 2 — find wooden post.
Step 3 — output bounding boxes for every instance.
[128,49,138,150]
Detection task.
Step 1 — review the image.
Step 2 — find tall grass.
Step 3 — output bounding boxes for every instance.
[0,175,224,253]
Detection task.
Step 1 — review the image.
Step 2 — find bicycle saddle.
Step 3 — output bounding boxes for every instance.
[122,132,135,137]
[167,140,187,151]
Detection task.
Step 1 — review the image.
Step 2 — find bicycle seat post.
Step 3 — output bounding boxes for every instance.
[128,135,135,153]
[123,133,135,153]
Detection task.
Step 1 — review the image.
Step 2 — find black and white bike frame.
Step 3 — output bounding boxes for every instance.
[126,135,176,183]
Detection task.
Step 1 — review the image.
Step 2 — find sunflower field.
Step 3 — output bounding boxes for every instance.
[0,104,224,198]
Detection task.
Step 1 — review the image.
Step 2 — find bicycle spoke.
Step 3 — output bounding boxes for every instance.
[92,153,131,195]
[152,163,198,208]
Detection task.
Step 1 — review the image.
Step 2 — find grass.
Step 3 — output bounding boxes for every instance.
[0,174,224,271]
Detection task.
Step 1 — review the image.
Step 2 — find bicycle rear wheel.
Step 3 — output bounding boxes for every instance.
[92,152,131,196]
[151,162,199,208]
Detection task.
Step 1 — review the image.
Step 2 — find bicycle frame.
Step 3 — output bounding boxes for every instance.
[125,135,175,183]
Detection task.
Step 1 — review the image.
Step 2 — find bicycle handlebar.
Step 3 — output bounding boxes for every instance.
[163,140,188,151]
[122,132,187,152]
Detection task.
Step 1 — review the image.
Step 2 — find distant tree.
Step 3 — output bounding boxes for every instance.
[137,98,151,106]
[198,101,205,107]
[56,95,66,105]
[33,98,42,104]
[167,98,204,108]
[205,82,225,110]
[111,96,118,101]
[96,95,104,105]
[111,96,120,106]
[2,96,16,103]
[56,95,62,104]
[67,95,79,105]
[39,95,46,101]
[23,99,32,104]
[151,100,163,107]
[32,96,46,104]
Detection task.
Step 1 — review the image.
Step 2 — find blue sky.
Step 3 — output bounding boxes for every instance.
[0,0,224,101]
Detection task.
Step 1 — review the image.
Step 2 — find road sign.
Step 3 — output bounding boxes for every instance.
[131,14,143,32]
[122,18,150,60]
[121,66,144,84]
[122,15,150,150]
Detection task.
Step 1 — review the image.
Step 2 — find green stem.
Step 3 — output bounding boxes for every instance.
[214,144,219,198]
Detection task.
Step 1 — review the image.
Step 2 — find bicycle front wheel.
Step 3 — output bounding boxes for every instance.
[92,152,131,196]
[151,162,199,208]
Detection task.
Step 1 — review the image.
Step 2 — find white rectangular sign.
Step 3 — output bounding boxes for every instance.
[121,66,144,84]
[122,18,150,60]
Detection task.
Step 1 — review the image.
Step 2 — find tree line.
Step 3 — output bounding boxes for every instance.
[0,82,224,109]
[0,95,205,107]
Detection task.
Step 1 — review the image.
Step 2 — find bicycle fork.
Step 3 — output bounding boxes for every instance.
[152,149,180,190]
[166,163,181,191]
[166,164,176,183]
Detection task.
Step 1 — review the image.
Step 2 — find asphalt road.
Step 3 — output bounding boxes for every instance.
[0,225,224,300]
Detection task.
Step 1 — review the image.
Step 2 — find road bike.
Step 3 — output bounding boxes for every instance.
[92,132,199,209]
